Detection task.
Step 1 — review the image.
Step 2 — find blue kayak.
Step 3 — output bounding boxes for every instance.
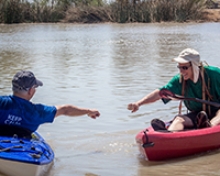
[0,132,54,176]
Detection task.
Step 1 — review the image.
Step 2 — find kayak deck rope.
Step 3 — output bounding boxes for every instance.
[0,138,52,160]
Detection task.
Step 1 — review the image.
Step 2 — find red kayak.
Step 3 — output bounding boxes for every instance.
[135,124,220,161]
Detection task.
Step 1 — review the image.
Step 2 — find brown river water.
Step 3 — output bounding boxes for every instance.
[0,22,220,176]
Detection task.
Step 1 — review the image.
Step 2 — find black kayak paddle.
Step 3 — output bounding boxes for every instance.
[159,88,220,108]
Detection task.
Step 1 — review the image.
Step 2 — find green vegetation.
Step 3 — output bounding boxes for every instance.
[0,0,211,23]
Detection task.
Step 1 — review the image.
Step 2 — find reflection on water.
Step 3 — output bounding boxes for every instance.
[0,22,220,176]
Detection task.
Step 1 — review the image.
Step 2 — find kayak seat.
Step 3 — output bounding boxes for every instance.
[197,111,211,129]
[151,119,170,132]
[0,125,32,139]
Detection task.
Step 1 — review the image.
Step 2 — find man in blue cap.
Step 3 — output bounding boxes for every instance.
[0,70,100,137]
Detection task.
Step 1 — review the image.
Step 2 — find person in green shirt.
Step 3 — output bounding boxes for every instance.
[127,48,220,131]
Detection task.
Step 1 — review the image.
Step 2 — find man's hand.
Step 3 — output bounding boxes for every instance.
[127,103,139,113]
[87,109,100,119]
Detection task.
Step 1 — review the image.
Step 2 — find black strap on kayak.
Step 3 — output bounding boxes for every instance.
[142,129,154,148]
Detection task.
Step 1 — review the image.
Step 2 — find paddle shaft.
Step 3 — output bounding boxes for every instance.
[173,94,220,108]
[160,88,220,108]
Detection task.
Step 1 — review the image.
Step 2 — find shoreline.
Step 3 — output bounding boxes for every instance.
[0,9,220,24]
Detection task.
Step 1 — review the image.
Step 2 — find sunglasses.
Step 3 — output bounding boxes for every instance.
[177,64,191,70]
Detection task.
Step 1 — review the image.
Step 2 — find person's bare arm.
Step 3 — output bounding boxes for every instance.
[127,89,161,113]
[55,105,100,119]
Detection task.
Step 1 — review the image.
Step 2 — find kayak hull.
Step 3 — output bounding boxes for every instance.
[0,132,54,176]
[0,158,53,176]
[135,125,220,161]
